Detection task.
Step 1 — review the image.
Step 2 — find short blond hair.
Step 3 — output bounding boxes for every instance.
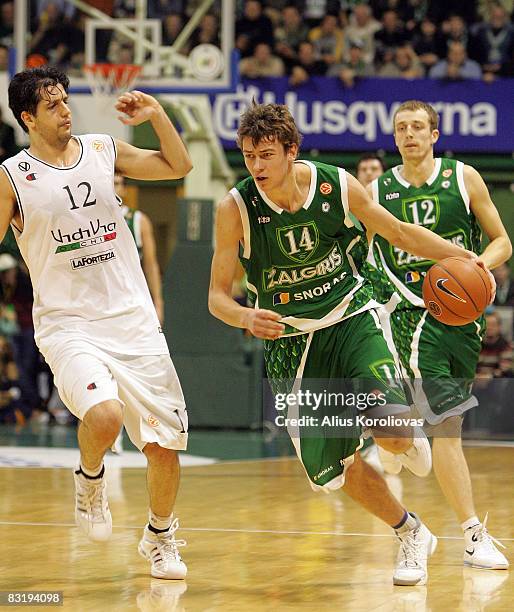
[393,100,439,132]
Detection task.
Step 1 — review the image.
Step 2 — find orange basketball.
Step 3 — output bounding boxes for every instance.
[422,256,491,326]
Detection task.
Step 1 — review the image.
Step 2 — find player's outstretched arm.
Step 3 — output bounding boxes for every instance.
[0,170,18,240]
[140,212,164,325]
[465,164,512,270]
[114,91,192,180]
[348,171,475,262]
[208,194,284,340]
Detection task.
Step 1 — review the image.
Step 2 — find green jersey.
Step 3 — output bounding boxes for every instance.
[369,158,482,309]
[122,205,143,261]
[232,160,378,336]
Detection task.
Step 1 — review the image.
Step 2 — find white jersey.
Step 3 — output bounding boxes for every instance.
[0,133,168,358]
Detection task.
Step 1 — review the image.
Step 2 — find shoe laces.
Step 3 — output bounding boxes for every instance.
[77,478,107,523]
[470,513,506,551]
[150,518,186,567]
[398,527,425,568]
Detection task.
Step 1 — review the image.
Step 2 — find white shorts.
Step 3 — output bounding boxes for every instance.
[46,341,188,452]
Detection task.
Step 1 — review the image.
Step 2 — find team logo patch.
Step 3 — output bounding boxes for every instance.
[92,140,104,152]
[148,415,160,428]
[405,271,421,283]
[442,180,450,189]
[442,168,453,178]
[25,173,37,181]
[18,161,30,172]
[87,382,97,390]
[251,196,259,207]
[322,201,330,212]
[428,301,442,316]
[383,178,392,186]
[273,292,290,305]
[320,182,332,195]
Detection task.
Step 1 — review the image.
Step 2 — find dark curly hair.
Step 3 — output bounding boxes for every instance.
[8,66,70,133]
[237,102,302,153]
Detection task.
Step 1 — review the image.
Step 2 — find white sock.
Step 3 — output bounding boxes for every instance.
[148,510,172,533]
[79,462,104,478]
[395,512,418,533]
[461,516,480,532]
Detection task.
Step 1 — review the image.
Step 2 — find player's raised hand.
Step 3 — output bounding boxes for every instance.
[245,308,285,340]
[115,90,161,126]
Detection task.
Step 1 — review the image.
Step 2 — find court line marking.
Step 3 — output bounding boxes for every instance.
[0,520,512,541]
[462,440,514,447]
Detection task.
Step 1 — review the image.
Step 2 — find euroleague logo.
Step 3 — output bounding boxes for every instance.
[320,182,332,195]
[147,414,161,428]
[428,301,442,317]
[92,140,104,152]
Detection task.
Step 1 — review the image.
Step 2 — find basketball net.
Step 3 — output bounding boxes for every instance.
[84,63,142,111]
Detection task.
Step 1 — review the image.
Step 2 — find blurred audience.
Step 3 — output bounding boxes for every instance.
[429,41,483,79]
[6,0,514,86]
[374,9,410,66]
[309,14,345,66]
[0,335,22,425]
[0,255,42,421]
[328,40,375,87]
[412,17,445,73]
[493,263,514,307]
[274,5,309,72]
[471,2,514,80]
[190,13,220,48]
[344,4,381,65]
[378,43,423,78]
[477,311,513,379]
[0,106,17,164]
[289,41,328,86]
[239,42,285,78]
[236,0,274,57]
[0,1,14,47]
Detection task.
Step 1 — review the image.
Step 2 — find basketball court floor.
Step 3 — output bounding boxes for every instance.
[0,428,512,612]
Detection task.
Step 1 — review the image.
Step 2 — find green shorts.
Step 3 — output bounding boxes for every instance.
[264,310,408,491]
[383,305,484,425]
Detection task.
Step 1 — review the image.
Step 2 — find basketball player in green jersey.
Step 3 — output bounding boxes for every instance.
[209,103,479,586]
[369,100,510,570]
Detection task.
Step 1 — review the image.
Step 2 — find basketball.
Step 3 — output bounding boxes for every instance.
[422,256,491,326]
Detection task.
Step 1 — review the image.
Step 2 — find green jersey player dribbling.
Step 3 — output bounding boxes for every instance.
[209,103,479,586]
[369,100,510,570]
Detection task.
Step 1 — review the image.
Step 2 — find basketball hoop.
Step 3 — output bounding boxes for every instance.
[84,63,142,101]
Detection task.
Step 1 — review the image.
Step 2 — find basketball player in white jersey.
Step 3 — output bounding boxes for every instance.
[0,66,191,580]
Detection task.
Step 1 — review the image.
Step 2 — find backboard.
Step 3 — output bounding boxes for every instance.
[13,0,236,95]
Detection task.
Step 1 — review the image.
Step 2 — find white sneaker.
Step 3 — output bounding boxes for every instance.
[377,427,432,477]
[138,518,187,579]
[73,465,112,542]
[394,515,437,586]
[464,514,509,569]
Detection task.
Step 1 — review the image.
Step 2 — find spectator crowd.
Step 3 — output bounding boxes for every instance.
[0,0,513,84]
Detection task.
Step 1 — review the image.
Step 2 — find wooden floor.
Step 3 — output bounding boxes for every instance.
[0,447,513,611]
